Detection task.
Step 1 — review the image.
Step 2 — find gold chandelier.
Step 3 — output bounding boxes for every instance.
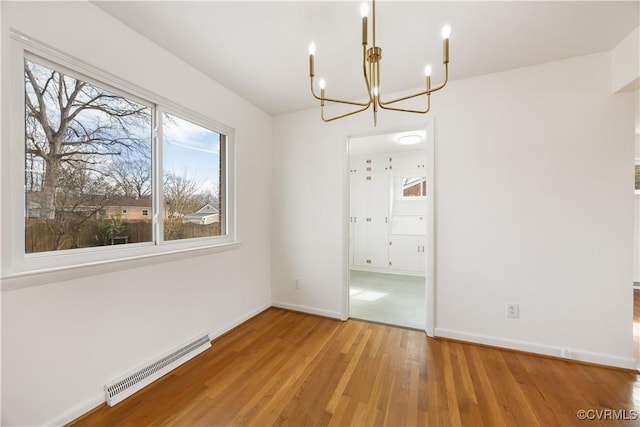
[308,0,450,126]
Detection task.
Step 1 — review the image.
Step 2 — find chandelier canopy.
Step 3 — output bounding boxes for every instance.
[308,0,451,126]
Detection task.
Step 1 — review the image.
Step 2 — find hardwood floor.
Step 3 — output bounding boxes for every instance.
[71,308,640,427]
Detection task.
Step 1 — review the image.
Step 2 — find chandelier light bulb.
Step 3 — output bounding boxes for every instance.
[373,86,379,96]
[424,65,432,77]
[319,79,326,89]
[308,42,316,55]
[442,25,451,39]
[360,2,369,18]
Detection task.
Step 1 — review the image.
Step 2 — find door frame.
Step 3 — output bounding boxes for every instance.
[342,119,436,336]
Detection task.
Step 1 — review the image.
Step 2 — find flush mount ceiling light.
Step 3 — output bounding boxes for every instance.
[308,0,451,126]
[397,134,423,145]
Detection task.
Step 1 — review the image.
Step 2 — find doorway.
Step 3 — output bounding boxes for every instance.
[634,143,639,364]
[347,126,434,332]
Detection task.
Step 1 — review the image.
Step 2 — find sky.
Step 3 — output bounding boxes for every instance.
[25,58,221,198]
[162,113,221,197]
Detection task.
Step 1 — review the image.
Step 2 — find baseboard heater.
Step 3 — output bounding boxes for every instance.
[105,333,211,406]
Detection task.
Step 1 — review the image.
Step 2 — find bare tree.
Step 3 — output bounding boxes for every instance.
[50,159,117,249]
[163,170,203,240]
[109,155,152,199]
[24,59,151,220]
[196,187,220,210]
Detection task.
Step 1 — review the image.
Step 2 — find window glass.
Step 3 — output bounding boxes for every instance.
[24,58,152,253]
[162,113,223,241]
[402,176,427,197]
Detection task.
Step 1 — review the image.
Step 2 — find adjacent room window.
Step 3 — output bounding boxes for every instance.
[402,176,427,197]
[9,48,235,275]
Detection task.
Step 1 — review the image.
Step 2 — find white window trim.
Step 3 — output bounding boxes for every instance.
[1,32,238,290]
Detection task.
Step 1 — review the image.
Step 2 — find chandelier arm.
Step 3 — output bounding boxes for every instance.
[362,46,373,102]
[310,76,369,107]
[373,59,380,125]
[310,78,323,101]
[379,90,427,106]
[379,93,431,114]
[321,97,370,107]
[426,63,449,94]
[378,64,449,106]
[379,105,431,114]
[321,101,372,122]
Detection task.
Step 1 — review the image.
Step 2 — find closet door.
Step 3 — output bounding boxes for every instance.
[350,172,369,267]
[367,172,389,268]
[350,156,391,270]
[389,234,426,272]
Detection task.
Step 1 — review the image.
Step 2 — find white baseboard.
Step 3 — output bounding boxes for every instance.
[435,328,637,370]
[48,393,105,427]
[271,301,342,319]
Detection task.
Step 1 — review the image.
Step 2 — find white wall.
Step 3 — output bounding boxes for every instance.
[0,2,272,426]
[635,194,640,283]
[272,51,636,368]
[611,27,639,93]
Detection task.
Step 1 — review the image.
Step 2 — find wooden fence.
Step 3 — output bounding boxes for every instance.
[26,219,221,253]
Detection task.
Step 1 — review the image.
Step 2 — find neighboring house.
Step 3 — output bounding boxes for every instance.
[184,203,220,225]
[26,194,221,224]
[104,196,152,221]
[26,192,152,221]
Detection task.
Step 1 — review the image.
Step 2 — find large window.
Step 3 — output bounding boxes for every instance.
[3,42,235,278]
[24,58,153,253]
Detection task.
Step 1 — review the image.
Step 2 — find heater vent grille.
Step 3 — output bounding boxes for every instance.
[105,334,210,406]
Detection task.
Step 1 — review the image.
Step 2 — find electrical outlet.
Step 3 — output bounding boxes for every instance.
[561,348,571,359]
[506,303,519,319]
[294,278,301,290]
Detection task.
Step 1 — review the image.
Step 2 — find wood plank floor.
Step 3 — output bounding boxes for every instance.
[71,308,640,427]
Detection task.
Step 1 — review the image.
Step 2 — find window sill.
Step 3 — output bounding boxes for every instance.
[0,241,241,292]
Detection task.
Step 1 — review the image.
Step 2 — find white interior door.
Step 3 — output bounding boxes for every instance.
[367,171,389,268]
[351,172,369,267]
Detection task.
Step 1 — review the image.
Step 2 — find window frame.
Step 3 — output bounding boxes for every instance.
[157,108,228,244]
[2,32,237,286]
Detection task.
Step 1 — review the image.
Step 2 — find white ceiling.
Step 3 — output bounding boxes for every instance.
[94,1,639,116]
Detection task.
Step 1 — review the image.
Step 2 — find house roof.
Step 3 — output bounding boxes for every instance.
[26,192,151,209]
[110,196,152,208]
[195,203,219,215]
